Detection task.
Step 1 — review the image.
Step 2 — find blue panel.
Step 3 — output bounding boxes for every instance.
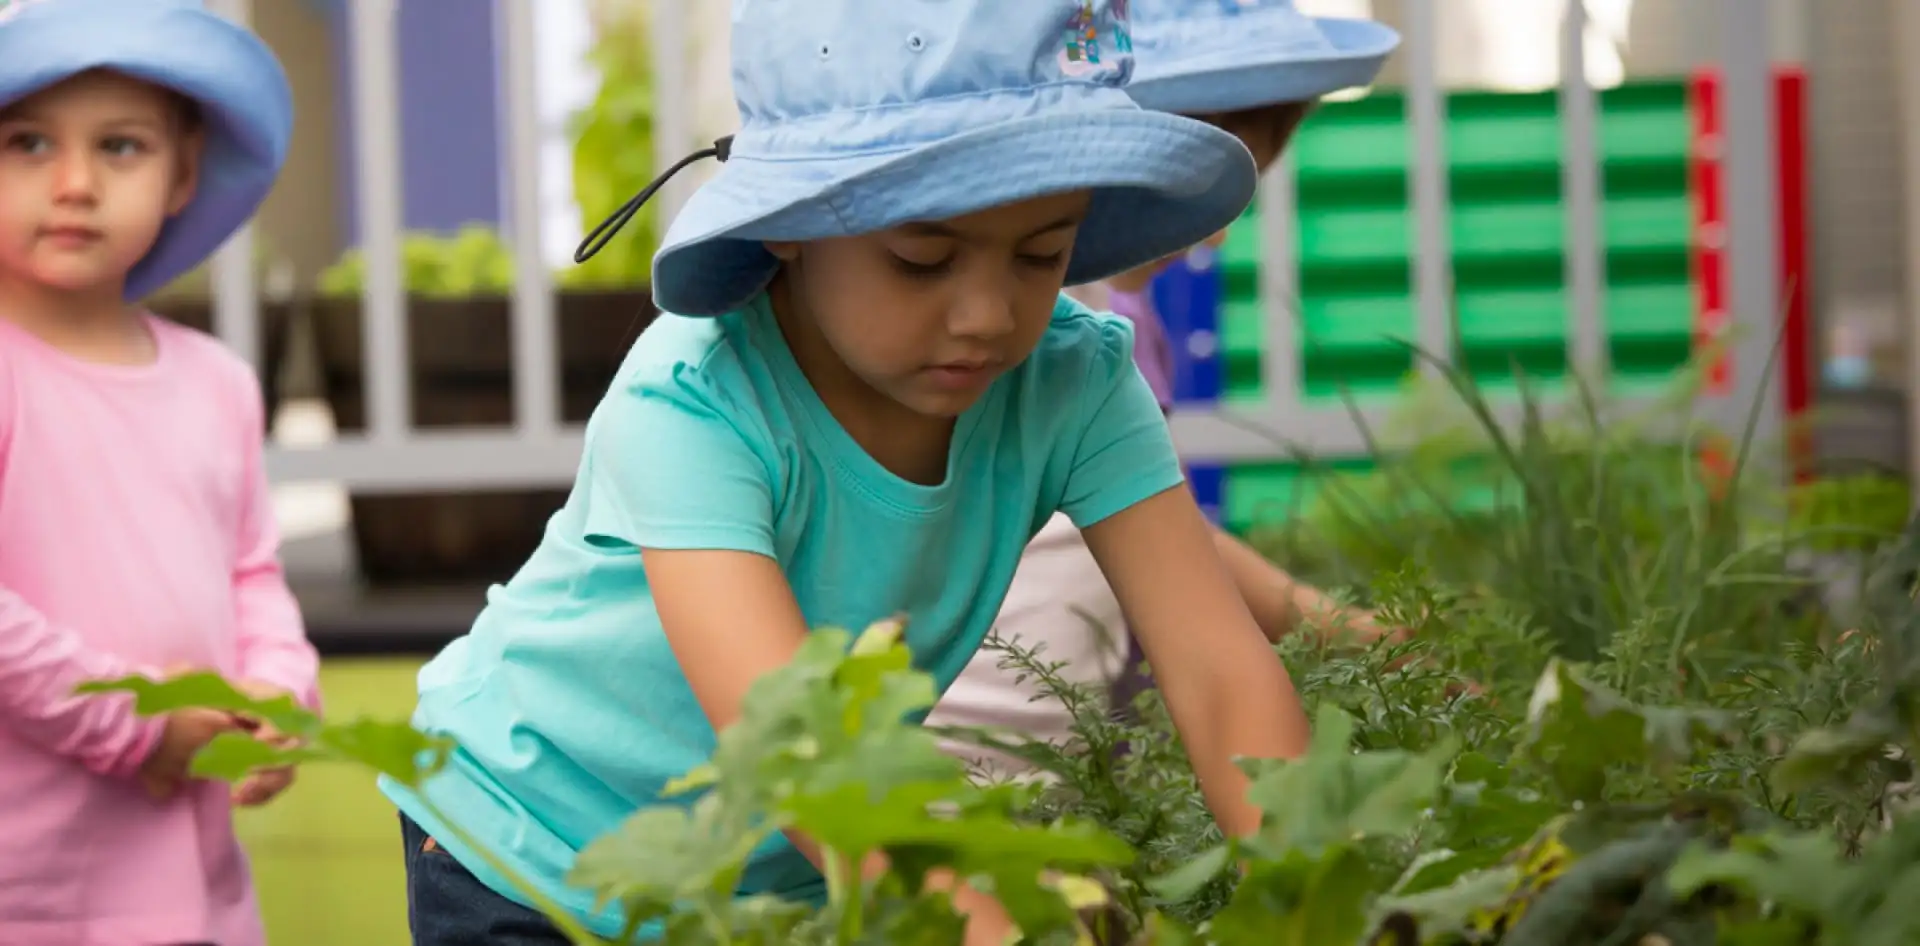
[1150,247,1223,405]
[330,0,505,243]
[1186,464,1225,524]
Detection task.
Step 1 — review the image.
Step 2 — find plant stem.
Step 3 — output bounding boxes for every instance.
[823,845,863,944]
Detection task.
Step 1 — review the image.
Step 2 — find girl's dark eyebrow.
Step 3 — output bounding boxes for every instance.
[99,117,165,133]
[1024,214,1084,237]
[897,213,1085,242]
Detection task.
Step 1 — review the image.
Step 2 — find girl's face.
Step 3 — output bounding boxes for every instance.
[766,190,1089,423]
[0,70,202,297]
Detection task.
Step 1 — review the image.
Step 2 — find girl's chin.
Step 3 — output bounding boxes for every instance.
[23,266,120,295]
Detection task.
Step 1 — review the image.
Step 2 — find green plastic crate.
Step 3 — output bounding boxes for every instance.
[1211,79,1700,525]
[1598,81,1695,382]
[1294,91,1418,400]
[1215,79,1696,404]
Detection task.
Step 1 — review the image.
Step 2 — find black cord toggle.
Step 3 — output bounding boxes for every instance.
[573,135,734,264]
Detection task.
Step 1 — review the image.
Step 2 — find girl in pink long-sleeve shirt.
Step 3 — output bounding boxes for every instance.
[0,2,314,943]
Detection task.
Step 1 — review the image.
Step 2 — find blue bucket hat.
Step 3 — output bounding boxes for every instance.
[1126,0,1400,115]
[0,0,292,301]
[575,0,1259,317]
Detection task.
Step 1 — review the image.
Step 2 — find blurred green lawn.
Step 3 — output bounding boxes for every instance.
[235,657,424,945]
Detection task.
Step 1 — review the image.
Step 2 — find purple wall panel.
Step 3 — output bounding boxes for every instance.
[328,0,504,246]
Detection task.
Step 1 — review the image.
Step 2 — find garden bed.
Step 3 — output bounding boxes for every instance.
[309,288,657,585]
[99,358,1920,944]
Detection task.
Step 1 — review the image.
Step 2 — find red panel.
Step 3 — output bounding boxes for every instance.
[1773,68,1813,476]
[1689,70,1730,394]
[1688,69,1812,414]
[1687,67,1813,477]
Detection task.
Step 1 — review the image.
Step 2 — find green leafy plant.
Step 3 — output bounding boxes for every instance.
[315,223,517,299]
[566,0,658,290]
[315,4,659,301]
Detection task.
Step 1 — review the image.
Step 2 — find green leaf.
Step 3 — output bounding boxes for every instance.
[1519,659,1734,802]
[786,781,1134,872]
[1209,845,1380,946]
[78,671,449,788]
[1241,705,1458,856]
[78,672,317,737]
[190,731,323,779]
[1770,721,1897,794]
[568,794,770,912]
[317,718,454,787]
[1666,831,1851,918]
[1149,842,1234,903]
[1500,826,1694,945]
[1372,866,1521,940]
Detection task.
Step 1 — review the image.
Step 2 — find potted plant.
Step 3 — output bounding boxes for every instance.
[308,226,657,586]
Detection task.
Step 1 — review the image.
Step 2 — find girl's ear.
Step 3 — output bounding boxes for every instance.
[763,240,801,262]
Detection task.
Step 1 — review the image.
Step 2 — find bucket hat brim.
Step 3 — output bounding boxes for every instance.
[1128,17,1400,115]
[652,101,1258,316]
[0,0,292,301]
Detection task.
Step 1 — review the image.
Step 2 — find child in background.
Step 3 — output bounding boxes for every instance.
[381,2,1310,943]
[929,0,1402,777]
[0,1,315,943]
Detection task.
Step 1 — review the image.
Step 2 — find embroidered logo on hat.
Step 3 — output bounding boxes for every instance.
[0,0,56,25]
[1059,0,1133,78]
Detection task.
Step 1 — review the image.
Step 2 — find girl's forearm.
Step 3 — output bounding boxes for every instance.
[1209,526,1394,646]
[1164,652,1311,838]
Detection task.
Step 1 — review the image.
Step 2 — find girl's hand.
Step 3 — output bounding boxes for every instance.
[230,679,301,807]
[1361,622,1485,698]
[958,894,1018,946]
[232,763,296,807]
[138,708,240,800]
[1327,607,1398,647]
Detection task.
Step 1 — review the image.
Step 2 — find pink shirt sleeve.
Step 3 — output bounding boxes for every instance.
[225,366,321,712]
[0,343,163,779]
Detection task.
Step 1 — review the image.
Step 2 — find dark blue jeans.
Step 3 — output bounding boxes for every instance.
[400,814,571,946]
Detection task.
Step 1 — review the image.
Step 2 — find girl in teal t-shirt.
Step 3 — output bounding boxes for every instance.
[383,3,1311,944]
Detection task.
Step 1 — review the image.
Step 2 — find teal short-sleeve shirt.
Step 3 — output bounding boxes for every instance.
[380,291,1183,937]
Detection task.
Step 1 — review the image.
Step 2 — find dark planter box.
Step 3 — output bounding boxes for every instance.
[147,297,292,429]
[310,289,658,586]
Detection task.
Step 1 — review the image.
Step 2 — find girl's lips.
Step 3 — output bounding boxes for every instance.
[42,227,102,249]
[924,363,994,390]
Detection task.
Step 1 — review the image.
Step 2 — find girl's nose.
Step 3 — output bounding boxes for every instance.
[51,150,98,203]
[948,290,1016,340]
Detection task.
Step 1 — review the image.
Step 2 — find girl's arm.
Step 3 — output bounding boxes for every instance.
[0,587,167,778]
[641,547,1014,942]
[1083,486,1309,838]
[1045,311,1305,836]
[1209,526,1399,647]
[225,369,320,710]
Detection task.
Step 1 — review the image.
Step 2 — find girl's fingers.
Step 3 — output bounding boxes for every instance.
[233,767,296,806]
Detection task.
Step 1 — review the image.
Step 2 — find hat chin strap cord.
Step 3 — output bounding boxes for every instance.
[573,135,734,265]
